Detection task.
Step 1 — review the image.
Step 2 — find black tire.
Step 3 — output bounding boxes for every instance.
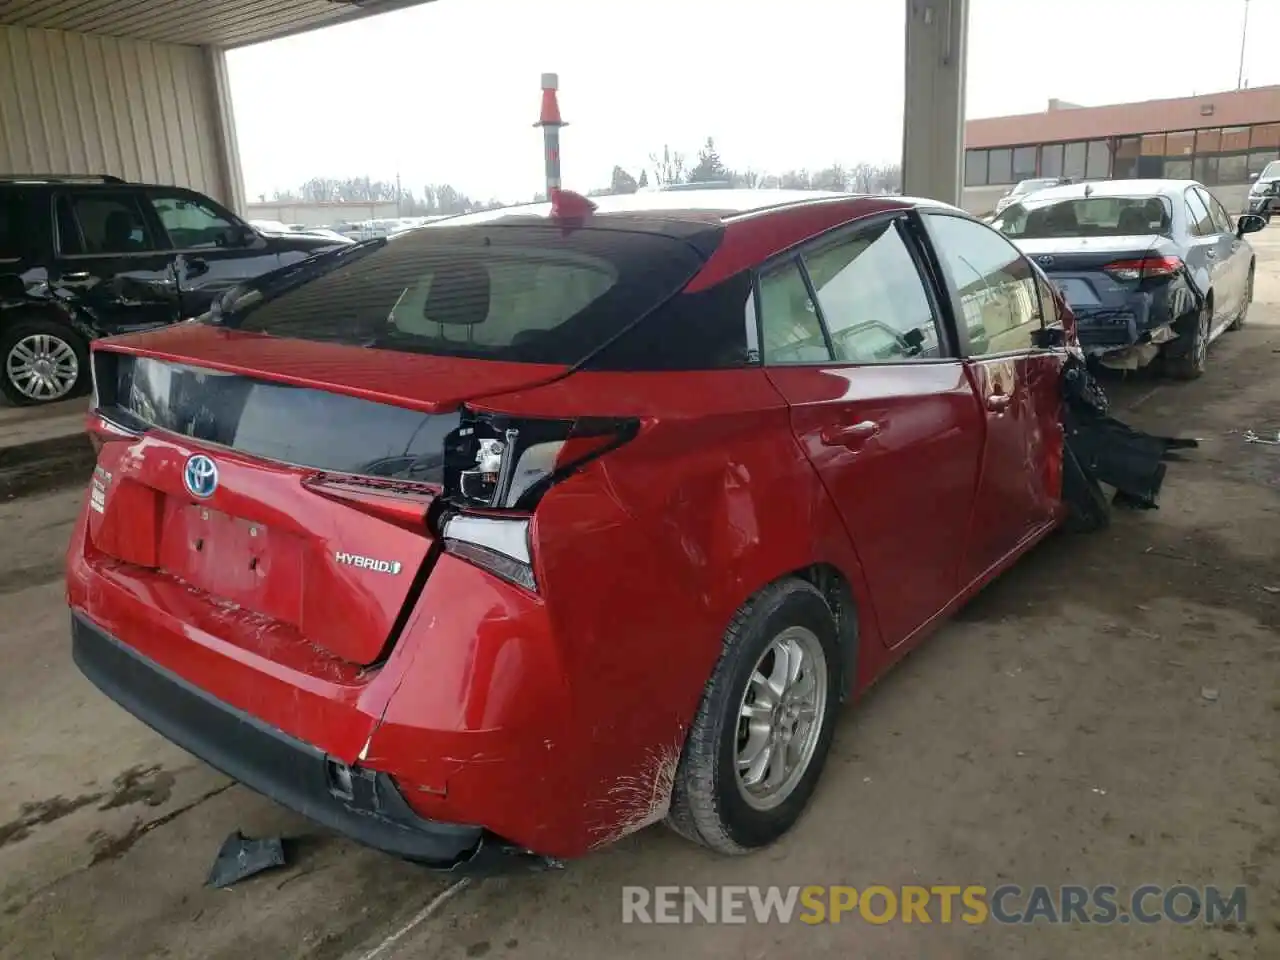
[1164,299,1211,381]
[666,577,843,855]
[1229,264,1254,331]
[0,318,89,406]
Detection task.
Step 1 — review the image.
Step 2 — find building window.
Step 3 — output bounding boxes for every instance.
[1196,128,1222,153]
[987,148,1013,184]
[1195,155,1219,186]
[1085,140,1111,179]
[1217,153,1249,183]
[1164,159,1193,180]
[964,150,988,187]
[1041,143,1064,178]
[1012,146,1037,180]
[1141,133,1166,156]
[1166,130,1195,157]
[1221,126,1250,151]
[1113,137,1141,179]
[1063,141,1087,179]
[1251,123,1280,149]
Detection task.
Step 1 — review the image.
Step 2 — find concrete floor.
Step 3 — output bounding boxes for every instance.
[2,234,1279,960]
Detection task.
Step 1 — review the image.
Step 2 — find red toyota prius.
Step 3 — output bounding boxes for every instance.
[68,189,1076,870]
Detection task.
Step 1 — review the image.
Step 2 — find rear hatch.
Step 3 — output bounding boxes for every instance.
[85,219,713,667]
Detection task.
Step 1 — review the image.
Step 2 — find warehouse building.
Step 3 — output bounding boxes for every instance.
[962,85,1280,215]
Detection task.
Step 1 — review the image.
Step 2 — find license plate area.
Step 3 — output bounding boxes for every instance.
[1055,277,1101,307]
[157,499,304,626]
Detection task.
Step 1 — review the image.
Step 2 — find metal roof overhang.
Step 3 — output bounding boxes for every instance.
[0,0,436,48]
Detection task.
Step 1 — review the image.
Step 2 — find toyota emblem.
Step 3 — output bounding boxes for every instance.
[184,454,219,499]
[1036,255,1055,267]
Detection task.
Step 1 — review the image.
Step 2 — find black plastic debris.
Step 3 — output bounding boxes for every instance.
[206,831,287,889]
[1060,356,1198,529]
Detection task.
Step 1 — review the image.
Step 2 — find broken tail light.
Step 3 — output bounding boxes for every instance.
[436,412,639,590]
[1103,256,1184,281]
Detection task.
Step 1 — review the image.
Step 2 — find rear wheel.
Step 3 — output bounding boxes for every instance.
[1,319,88,406]
[1164,299,1211,381]
[666,578,842,855]
[1229,264,1254,331]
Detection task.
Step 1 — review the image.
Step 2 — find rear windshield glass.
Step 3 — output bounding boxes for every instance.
[212,224,712,366]
[992,196,1173,239]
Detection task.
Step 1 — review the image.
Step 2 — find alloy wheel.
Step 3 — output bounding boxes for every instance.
[735,625,829,811]
[5,333,80,402]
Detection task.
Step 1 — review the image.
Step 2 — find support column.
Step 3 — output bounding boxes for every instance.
[901,0,968,206]
[204,45,247,215]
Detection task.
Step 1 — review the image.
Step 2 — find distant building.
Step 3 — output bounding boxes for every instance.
[962,85,1280,214]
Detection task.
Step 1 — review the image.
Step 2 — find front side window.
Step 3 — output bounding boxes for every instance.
[148,192,241,249]
[61,192,156,255]
[758,258,830,364]
[801,219,942,363]
[925,214,1042,356]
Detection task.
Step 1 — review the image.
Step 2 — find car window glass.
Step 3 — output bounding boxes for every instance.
[0,191,30,260]
[1201,188,1233,234]
[801,220,942,363]
[65,192,156,255]
[926,214,1043,355]
[758,258,831,364]
[993,196,1172,238]
[54,196,85,256]
[1185,189,1214,236]
[149,193,240,249]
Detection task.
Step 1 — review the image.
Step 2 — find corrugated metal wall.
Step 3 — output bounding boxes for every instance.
[0,24,230,203]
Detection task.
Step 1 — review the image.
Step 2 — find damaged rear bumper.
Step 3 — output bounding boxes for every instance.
[70,612,551,874]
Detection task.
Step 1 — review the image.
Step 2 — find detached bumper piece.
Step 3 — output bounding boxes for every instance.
[1059,357,1198,530]
[71,613,553,875]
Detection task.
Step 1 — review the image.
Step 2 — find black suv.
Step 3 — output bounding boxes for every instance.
[0,174,348,405]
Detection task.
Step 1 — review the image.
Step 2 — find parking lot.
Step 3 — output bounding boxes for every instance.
[1,233,1278,960]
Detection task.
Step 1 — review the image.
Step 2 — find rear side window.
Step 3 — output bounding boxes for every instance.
[0,190,34,260]
[758,259,830,364]
[58,191,157,255]
[1184,189,1214,236]
[801,219,942,363]
[224,224,713,366]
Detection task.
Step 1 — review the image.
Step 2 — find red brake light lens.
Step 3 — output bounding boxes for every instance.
[1103,256,1183,281]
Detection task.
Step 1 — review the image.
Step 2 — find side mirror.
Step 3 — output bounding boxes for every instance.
[1249,172,1260,181]
[234,224,259,247]
[1237,213,1267,237]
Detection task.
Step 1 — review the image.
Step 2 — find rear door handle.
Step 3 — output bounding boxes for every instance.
[986,393,1012,413]
[820,420,881,447]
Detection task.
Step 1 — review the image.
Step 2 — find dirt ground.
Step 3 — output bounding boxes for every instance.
[1,234,1278,960]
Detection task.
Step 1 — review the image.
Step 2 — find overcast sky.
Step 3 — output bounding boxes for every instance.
[227,0,1277,203]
